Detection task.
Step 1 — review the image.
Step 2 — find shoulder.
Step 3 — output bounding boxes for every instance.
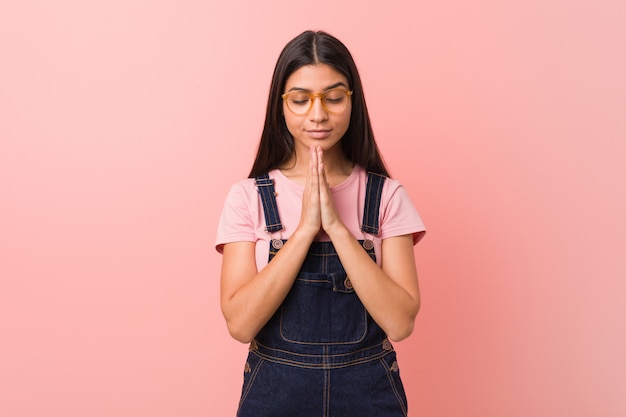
[357,167,405,200]
[215,177,262,253]
[381,176,408,200]
[219,177,261,223]
[230,176,259,191]
[224,177,259,203]
[374,173,427,244]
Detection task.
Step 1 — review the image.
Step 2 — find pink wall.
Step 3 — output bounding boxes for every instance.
[1,1,624,416]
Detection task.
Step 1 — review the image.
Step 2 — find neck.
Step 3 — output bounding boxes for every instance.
[280,143,353,186]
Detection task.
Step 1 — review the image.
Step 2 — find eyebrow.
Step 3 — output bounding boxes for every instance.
[287,82,349,93]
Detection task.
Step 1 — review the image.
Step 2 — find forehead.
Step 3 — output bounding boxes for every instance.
[284,64,348,91]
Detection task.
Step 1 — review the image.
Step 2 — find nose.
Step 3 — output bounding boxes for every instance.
[308,95,328,122]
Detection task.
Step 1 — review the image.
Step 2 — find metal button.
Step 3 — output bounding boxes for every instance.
[344,277,353,289]
[382,339,393,351]
[272,239,283,249]
[362,239,374,250]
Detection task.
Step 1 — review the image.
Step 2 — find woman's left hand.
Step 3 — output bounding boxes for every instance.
[315,147,345,236]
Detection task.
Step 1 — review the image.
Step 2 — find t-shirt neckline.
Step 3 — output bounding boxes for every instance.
[272,165,361,192]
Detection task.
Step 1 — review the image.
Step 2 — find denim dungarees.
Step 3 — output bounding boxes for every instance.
[237,172,408,417]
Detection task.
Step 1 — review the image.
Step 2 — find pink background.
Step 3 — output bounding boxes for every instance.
[1,1,625,416]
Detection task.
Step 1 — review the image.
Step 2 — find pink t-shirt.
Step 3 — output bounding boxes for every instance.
[215,165,425,271]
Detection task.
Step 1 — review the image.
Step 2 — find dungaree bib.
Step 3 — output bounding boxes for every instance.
[237,172,408,417]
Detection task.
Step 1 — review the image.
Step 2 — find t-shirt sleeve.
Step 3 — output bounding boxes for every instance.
[380,182,426,245]
[215,181,257,254]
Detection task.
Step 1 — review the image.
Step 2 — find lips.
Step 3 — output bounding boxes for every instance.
[306,129,332,139]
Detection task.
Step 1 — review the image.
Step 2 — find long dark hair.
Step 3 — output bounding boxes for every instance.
[248,30,390,178]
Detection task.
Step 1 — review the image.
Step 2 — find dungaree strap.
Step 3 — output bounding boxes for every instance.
[361,172,387,235]
[255,174,283,233]
[255,171,385,235]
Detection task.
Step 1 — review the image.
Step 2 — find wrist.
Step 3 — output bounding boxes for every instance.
[292,225,318,244]
[324,221,350,241]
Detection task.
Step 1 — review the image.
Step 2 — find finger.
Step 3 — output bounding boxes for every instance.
[310,145,319,188]
[317,146,323,165]
[316,146,323,178]
[306,145,316,190]
[316,147,330,190]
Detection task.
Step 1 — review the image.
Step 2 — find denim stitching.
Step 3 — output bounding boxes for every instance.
[380,357,408,417]
[361,172,386,235]
[279,306,368,345]
[253,349,390,370]
[250,340,393,369]
[271,245,374,258]
[250,171,402,414]
[324,351,330,417]
[254,339,389,358]
[255,174,283,233]
[238,356,265,413]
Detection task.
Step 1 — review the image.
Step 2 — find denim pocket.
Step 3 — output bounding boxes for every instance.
[280,271,367,344]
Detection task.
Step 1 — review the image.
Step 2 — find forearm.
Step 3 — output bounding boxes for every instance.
[221,230,315,343]
[328,227,420,341]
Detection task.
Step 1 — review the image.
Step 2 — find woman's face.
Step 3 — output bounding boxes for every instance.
[282,64,352,154]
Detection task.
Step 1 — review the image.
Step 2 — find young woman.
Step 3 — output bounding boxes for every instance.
[216,30,426,417]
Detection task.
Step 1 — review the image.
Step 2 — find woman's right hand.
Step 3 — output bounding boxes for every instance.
[221,145,323,343]
[297,145,322,239]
